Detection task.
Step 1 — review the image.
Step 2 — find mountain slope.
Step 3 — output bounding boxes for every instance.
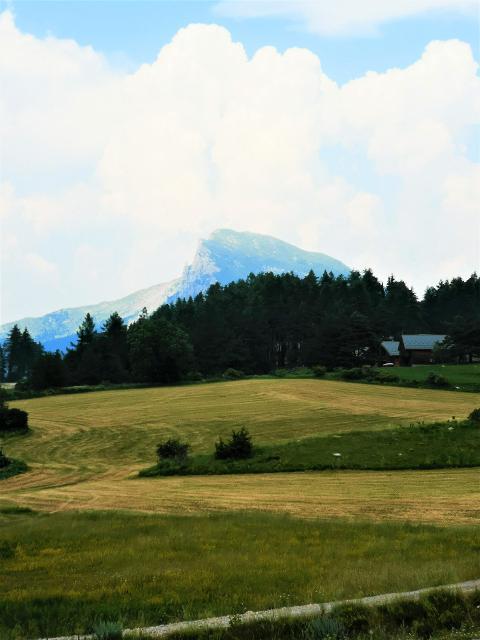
[1,229,350,351]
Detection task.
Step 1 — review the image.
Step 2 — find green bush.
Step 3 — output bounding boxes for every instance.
[311,366,327,378]
[92,620,123,640]
[0,455,28,480]
[186,371,204,382]
[157,438,190,461]
[426,372,450,388]
[339,368,367,381]
[375,371,400,383]
[468,408,480,423]
[214,428,253,460]
[223,368,245,380]
[0,448,10,469]
[0,405,29,433]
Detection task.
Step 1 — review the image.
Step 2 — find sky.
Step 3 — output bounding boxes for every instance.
[0,0,479,323]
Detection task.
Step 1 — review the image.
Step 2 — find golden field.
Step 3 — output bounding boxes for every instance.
[2,379,479,524]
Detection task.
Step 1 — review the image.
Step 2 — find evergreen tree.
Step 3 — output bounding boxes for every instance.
[30,351,66,390]
[77,313,96,348]
[101,312,129,382]
[128,316,193,383]
[5,325,23,381]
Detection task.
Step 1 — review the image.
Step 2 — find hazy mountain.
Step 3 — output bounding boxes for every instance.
[1,229,350,351]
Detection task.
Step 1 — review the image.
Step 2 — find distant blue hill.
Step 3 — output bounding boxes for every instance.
[0,229,350,351]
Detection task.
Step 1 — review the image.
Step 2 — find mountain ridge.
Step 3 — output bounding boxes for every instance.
[1,229,350,351]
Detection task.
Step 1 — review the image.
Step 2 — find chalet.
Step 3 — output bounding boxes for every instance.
[380,340,400,366]
[399,334,446,366]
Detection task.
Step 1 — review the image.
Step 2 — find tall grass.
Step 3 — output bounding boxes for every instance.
[0,510,479,638]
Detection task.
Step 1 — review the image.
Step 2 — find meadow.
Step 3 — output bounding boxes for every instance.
[1,509,479,638]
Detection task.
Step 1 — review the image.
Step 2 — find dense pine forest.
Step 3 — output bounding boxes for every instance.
[2,270,479,389]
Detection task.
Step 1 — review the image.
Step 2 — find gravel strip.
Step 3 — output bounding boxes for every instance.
[38,578,480,640]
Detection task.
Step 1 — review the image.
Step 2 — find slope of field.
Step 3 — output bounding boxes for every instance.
[6,379,478,470]
[1,379,479,523]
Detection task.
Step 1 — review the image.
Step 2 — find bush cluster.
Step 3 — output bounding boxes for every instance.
[222,368,245,380]
[154,428,254,474]
[468,407,480,423]
[157,438,190,461]
[337,367,399,384]
[425,372,450,388]
[0,399,29,434]
[214,428,253,460]
[0,448,11,469]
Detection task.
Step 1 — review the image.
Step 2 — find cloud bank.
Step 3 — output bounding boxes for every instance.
[1,9,479,321]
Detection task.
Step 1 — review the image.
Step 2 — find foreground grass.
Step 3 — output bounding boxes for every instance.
[0,510,479,639]
[150,591,480,640]
[141,419,480,477]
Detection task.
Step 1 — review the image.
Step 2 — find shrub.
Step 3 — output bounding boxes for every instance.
[339,367,366,381]
[468,408,480,423]
[375,371,399,383]
[223,368,245,380]
[186,371,203,382]
[214,427,253,460]
[5,407,29,431]
[157,438,190,461]
[311,365,327,378]
[0,448,11,469]
[0,400,29,433]
[426,372,450,388]
[92,620,123,640]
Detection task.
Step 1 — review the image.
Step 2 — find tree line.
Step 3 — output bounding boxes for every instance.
[1,270,479,389]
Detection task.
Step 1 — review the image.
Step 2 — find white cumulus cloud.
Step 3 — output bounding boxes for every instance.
[0,10,479,321]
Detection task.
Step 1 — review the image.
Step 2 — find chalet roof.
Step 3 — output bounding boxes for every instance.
[401,334,446,351]
[381,340,400,356]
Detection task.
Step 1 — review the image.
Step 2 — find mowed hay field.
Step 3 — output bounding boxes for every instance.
[2,379,479,523]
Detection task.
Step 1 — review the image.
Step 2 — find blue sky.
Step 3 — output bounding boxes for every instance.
[7,1,479,82]
[0,1,479,323]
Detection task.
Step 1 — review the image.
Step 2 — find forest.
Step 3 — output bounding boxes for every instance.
[1,270,479,389]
